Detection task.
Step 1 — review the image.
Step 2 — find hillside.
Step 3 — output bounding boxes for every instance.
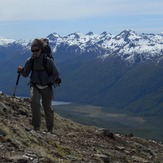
[1,30,163,123]
[2,53,163,117]
[0,93,163,163]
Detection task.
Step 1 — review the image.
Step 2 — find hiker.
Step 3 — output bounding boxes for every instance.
[18,38,61,133]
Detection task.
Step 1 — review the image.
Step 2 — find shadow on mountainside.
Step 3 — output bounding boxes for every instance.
[0,93,163,162]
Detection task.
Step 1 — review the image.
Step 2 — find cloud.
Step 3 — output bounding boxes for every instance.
[0,0,163,21]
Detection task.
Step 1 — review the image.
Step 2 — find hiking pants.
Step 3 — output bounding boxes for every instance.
[30,86,54,130]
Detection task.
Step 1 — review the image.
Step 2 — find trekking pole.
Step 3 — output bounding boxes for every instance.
[13,72,21,97]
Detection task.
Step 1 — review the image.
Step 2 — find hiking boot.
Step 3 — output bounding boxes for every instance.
[34,127,40,131]
[47,128,53,134]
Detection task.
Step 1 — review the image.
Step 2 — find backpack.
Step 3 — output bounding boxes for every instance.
[41,38,54,60]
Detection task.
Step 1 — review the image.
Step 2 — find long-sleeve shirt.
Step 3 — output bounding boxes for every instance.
[21,53,60,86]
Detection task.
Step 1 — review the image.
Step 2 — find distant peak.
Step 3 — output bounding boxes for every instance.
[86,32,94,36]
[47,33,61,41]
[101,31,107,35]
[68,32,81,36]
[0,37,15,45]
[52,32,61,37]
[67,32,83,39]
[120,29,137,35]
[115,29,139,40]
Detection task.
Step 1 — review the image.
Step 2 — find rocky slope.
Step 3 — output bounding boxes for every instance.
[0,93,163,163]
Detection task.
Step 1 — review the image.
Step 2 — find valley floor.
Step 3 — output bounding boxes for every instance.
[54,103,163,143]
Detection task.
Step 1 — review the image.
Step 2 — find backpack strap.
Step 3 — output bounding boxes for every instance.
[29,57,34,71]
[29,54,51,73]
[42,55,48,73]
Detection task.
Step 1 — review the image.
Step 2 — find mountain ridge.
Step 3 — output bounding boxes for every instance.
[1,29,163,64]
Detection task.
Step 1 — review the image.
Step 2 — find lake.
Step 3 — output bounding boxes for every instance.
[52,101,71,106]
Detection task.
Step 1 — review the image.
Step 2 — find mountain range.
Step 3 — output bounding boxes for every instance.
[1,29,163,64]
[1,29,163,116]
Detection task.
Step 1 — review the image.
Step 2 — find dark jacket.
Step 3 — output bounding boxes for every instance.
[21,53,59,86]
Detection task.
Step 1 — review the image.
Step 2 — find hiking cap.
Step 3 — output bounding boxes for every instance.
[31,39,43,50]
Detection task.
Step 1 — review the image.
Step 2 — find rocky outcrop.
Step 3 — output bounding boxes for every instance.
[0,93,163,162]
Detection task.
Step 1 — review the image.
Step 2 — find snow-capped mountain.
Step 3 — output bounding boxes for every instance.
[1,29,163,64]
[0,37,31,47]
[0,37,15,46]
[1,30,163,115]
[47,30,163,64]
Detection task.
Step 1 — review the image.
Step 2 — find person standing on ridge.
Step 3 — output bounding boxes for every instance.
[18,38,61,133]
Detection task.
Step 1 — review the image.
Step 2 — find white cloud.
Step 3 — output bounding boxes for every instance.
[0,0,163,21]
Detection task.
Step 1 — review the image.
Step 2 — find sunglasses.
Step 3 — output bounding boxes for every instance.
[31,49,40,52]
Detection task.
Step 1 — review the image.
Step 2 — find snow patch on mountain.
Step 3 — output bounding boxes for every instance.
[96,30,163,63]
[0,37,31,48]
[0,37,15,46]
[16,39,32,47]
[1,29,163,64]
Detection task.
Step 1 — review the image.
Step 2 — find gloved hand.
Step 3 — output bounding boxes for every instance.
[55,77,61,86]
[18,66,24,73]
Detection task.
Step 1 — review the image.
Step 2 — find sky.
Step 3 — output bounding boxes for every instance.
[0,0,163,40]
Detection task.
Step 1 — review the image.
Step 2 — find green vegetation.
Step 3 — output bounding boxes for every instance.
[1,50,163,143]
[55,58,163,117]
[1,52,163,118]
[53,103,163,142]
